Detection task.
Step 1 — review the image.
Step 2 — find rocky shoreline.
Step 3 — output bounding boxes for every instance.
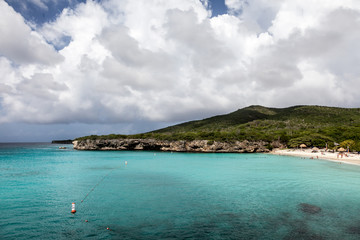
[73,139,274,153]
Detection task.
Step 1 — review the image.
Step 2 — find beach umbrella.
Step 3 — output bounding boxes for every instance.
[312,147,319,152]
[338,147,345,152]
[300,144,307,149]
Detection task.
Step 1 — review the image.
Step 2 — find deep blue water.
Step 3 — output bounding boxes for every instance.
[1,143,360,239]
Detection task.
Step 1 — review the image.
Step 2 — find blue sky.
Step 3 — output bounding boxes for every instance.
[1,0,360,142]
[5,0,85,25]
[5,0,228,25]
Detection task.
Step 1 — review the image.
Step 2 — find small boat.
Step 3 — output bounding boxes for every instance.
[59,147,67,149]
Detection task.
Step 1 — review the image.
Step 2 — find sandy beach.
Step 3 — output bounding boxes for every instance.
[271,148,360,166]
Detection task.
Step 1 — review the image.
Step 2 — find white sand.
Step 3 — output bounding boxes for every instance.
[270,148,360,166]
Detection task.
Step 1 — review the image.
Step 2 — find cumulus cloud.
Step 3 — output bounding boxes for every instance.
[1,0,360,134]
[0,1,63,65]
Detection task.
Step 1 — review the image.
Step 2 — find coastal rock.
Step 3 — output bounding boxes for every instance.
[271,140,285,149]
[298,203,322,214]
[73,139,270,153]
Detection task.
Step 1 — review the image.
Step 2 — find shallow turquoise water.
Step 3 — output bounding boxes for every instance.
[1,143,360,239]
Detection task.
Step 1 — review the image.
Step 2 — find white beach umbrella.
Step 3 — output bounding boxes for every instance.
[312,147,319,152]
[338,147,345,152]
[300,144,307,149]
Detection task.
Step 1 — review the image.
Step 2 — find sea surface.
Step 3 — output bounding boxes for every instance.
[1,143,360,239]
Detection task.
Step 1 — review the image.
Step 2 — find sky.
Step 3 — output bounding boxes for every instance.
[1,0,360,142]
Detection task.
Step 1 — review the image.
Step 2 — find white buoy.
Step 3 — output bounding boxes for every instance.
[71,202,76,213]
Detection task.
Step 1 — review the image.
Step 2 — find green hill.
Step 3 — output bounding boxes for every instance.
[76,105,360,150]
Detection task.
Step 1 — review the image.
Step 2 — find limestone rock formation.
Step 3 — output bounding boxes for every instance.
[73,139,270,153]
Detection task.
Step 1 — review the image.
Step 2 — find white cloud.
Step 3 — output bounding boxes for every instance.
[269,0,360,39]
[224,0,246,14]
[1,0,360,132]
[224,0,283,32]
[0,1,63,65]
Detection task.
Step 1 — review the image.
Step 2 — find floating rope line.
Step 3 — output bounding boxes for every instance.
[80,166,122,205]
[71,163,125,214]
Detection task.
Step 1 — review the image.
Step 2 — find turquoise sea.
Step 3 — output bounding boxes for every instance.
[1,143,360,239]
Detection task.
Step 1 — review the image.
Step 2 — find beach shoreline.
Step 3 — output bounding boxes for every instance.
[270,148,360,166]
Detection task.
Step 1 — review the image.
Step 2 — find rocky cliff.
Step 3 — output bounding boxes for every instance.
[73,139,271,153]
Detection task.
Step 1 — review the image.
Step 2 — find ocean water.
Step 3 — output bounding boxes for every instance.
[1,143,360,239]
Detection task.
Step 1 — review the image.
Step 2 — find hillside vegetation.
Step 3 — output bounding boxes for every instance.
[76,105,360,151]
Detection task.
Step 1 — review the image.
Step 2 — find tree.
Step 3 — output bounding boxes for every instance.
[340,140,356,152]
